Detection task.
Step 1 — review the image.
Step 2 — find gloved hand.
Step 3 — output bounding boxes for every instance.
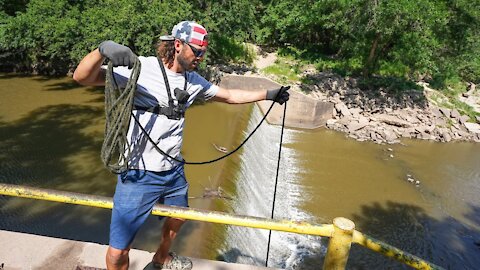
[98,40,137,68]
[266,86,290,105]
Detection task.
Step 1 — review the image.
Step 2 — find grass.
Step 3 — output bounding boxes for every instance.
[261,58,302,85]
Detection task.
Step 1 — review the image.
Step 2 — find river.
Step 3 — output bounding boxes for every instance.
[0,74,479,269]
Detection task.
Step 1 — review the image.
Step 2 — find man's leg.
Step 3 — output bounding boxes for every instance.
[106,246,130,270]
[152,217,186,264]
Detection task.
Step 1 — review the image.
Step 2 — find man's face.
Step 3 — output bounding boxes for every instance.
[176,40,207,71]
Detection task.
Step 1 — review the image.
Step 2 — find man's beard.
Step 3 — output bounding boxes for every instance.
[177,51,196,71]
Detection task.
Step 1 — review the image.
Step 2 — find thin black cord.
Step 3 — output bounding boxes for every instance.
[131,100,278,165]
[265,101,287,267]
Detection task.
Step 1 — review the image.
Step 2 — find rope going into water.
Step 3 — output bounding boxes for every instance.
[101,60,281,172]
[265,101,287,267]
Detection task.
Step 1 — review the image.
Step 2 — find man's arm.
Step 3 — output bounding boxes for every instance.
[73,41,138,86]
[73,48,106,86]
[212,86,290,104]
[212,87,267,104]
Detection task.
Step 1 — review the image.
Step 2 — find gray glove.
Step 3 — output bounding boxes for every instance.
[266,86,290,105]
[98,40,137,68]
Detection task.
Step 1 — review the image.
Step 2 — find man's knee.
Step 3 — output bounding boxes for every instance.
[164,218,185,230]
[107,246,129,266]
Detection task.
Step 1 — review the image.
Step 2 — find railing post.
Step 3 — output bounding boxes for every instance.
[323,217,355,270]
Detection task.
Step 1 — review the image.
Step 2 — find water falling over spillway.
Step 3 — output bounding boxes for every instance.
[220,105,324,269]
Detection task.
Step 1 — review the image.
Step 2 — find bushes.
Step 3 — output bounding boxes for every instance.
[0,0,478,85]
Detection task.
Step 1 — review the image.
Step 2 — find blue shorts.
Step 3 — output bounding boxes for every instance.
[109,166,189,250]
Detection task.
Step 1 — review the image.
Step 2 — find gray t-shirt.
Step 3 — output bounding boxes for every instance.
[111,56,219,172]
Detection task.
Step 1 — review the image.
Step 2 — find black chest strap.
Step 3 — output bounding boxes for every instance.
[135,58,189,120]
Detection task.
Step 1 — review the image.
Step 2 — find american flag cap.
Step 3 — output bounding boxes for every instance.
[171,21,208,47]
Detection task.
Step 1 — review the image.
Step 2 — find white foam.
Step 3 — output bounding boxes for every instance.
[220,106,324,269]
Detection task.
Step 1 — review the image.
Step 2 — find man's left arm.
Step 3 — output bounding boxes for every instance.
[212,86,290,104]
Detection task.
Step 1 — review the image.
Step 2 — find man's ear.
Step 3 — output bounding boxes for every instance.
[174,40,183,53]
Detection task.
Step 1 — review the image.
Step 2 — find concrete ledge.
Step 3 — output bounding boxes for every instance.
[0,230,278,270]
[219,75,333,129]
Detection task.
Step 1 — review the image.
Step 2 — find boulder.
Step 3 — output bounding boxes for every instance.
[347,121,368,132]
[441,130,452,142]
[382,129,398,142]
[376,114,412,128]
[335,103,351,117]
[439,107,451,118]
[430,107,443,118]
[326,119,337,128]
[459,115,470,125]
[451,109,461,119]
[435,118,447,127]
[349,107,363,116]
[464,122,480,134]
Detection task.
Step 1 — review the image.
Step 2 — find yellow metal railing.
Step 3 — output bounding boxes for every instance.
[0,183,444,270]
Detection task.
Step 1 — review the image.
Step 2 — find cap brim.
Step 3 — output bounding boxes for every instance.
[159,35,175,41]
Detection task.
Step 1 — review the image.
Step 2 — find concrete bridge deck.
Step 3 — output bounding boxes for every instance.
[0,230,278,270]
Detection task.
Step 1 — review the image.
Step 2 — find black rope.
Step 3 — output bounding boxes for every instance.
[131,100,278,165]
[265,101,287,267]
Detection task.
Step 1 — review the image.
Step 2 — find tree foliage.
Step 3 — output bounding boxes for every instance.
[0,0,478,85]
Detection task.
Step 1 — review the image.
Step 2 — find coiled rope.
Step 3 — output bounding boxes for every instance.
[101,60,141,174]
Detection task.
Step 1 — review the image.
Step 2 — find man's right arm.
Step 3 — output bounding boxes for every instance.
[73,41,137,86]
[73,48,106,86]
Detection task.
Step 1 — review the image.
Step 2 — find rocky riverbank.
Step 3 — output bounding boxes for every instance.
[301,72,480,144]
[207,51,480,144]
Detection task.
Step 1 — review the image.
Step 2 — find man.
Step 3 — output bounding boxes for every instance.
[73,21,289,270]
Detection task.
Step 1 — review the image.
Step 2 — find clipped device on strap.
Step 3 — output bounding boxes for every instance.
[134,57,190,120]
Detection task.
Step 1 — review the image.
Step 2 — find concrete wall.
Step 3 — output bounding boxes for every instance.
[219,75,333,129]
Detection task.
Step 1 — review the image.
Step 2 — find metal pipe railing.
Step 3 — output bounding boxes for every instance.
[0,183,444,270]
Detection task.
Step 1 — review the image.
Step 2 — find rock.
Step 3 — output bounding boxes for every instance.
[376,114,412,128]
[335,103,352,117]
[459,115,470,125]
[349,107,363,116]
[442,130,452,142]
[464,122,480,134]
[402,128,415,138]
[451,109,461,119]
[476,116,480,124]
[326,119,337,127]
[358,116,370,125]
[435,117,447,127]
[382,129,398,142]
[439,108,451,118]
[347,121,368,132]
[430,107,443,118]
[415,125,428,133]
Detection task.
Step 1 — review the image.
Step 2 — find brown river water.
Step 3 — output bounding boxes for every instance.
[0,74,479,269]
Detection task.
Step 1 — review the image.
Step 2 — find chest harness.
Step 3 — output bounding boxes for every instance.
[133,57,190,120]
